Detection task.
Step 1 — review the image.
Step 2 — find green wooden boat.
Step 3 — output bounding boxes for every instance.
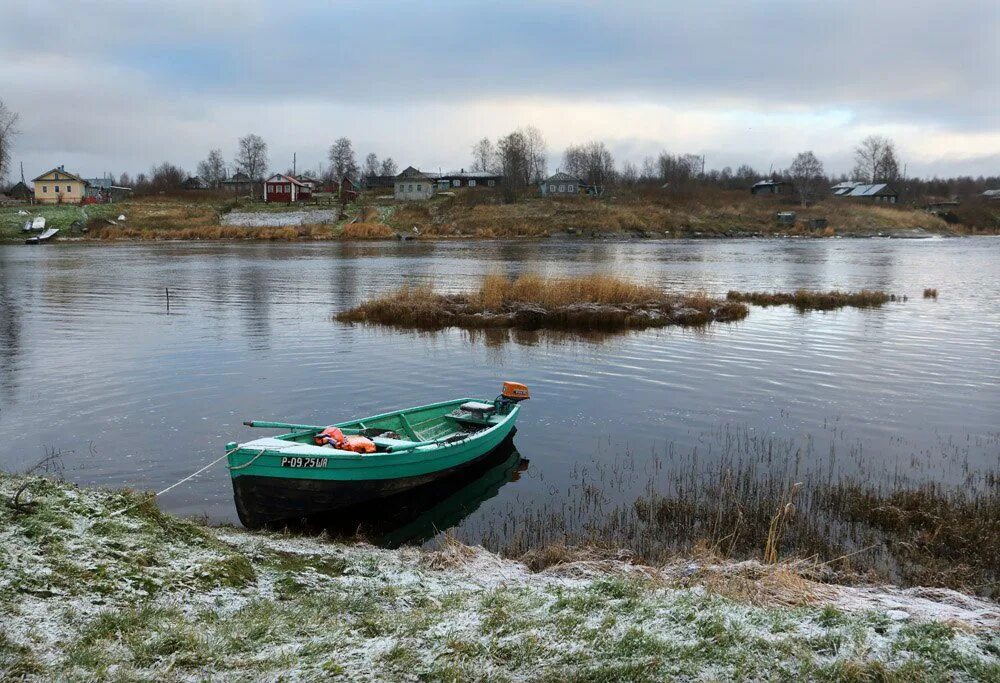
[227,382,530,528]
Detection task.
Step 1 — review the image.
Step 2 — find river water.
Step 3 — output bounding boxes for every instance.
[0,239,997,547]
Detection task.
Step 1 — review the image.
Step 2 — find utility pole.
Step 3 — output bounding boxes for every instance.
[293,153,297,176]
[20,161,25,184]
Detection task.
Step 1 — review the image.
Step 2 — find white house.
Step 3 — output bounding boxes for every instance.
[394,166,437,201]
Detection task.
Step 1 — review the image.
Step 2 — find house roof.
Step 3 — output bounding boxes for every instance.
[845,183,896,197]
[752,179,791,187]
[543,172,582,183]
[396,166,438,180]
[266,173,308,187]
[982,189,1000,197]
[33,167,85,183]
[86,178,116,189]
[439,170,502,179]
[224,172,252,182]
[831,181,862,190]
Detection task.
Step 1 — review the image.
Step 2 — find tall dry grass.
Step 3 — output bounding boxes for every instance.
[726,289,894,311]
[472,273,667,310]
[337,274,748,330]
[340,222,395,240]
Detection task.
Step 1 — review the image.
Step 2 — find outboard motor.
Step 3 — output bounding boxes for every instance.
[495,381,530,415]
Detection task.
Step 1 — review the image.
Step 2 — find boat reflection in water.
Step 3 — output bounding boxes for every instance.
[285,436,527,547]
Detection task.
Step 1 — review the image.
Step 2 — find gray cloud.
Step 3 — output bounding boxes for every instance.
[1,1,997,179]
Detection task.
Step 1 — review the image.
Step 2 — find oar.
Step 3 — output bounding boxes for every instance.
[243,420,325,431]
[385,434,468,453]
[242,420,364,435]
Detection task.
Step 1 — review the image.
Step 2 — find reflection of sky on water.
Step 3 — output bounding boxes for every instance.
[0,239,997,542]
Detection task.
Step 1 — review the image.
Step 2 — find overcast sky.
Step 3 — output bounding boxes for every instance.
[2,1,998,182]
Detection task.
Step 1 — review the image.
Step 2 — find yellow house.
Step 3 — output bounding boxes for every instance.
[33,166,87,204]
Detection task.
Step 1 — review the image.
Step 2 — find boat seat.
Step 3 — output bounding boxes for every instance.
[460,401,495,414]
[371,436,419,450]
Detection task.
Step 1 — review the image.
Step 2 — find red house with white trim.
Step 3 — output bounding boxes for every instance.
[263,174,312,203]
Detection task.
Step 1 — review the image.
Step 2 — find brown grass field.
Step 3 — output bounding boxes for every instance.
[4,188,973,242]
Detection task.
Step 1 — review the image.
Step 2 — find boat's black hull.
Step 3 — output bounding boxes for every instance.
[232,432,516,529]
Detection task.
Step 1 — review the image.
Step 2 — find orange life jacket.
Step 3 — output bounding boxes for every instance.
[314,427,375,453]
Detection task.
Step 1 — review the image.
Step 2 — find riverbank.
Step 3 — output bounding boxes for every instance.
[0,191,977,243]
[2,473,997,681]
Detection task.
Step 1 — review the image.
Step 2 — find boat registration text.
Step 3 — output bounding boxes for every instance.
[280,456,329,469]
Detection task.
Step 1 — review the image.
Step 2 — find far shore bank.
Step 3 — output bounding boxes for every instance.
[4,190,995,244]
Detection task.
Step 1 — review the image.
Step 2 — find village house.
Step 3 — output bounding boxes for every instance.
[435,169,502,190]
[85,177,133,202]
[5,181,32,201]
[837,183,898,204]
[981,189,1000,201]
[394,166,437,201]
[181,176,210,190]
[222,171,256,195]
[750,179,793,196]
[831,181,863,196]
[539,172,582,197]
[362,174,396,191]
[33,166,87,204]
[263,174,312,203]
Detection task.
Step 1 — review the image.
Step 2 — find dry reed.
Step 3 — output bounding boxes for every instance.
[337,274,748,331]
[726,289,894,311]
[923,288,939,299]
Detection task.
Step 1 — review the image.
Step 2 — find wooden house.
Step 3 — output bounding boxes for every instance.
[751,179,793,196]
[394,167,437,200]
[540,172,582,197]
[33,166,86,204]
[264,174,312,203]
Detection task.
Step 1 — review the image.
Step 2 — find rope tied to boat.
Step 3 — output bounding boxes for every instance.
[108,445,261,518]
[227,448,268,471]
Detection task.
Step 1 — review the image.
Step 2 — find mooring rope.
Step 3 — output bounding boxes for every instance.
[109,445,260,518]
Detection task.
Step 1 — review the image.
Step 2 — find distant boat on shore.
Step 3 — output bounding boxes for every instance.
[26,228,59,244]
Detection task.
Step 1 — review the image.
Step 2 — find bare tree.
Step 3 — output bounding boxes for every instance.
[118,172,133,188]
[522,125,548,183]
[657,152,702,186]
[148,162,186,193]
[619,160,638,186]
[363,153,380,179]
[234,133,268,199]
[328,137,358,181]
[0,99,19,183]
[379,157,398,176]
[496,130,532,202]
[564,141,615,189]
[471,137,497,173]
[197,148,227,188]
[853,135,900,184]
[789,151,825,206]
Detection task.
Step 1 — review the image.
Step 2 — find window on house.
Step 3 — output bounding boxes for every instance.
[469,180,476,187]
[55,186,60,193]
[453,179,460,187]
[549,185,556,192]
[488,180,495,187]
[42,186,48,193]
[66,186,71,193]
[417,184,422,191]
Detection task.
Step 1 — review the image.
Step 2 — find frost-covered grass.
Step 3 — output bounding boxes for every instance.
[1,473,997,681]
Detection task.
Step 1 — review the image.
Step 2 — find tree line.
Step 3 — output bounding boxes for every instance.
[0,97,997,203]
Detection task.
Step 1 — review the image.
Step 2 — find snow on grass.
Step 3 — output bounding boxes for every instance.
[1,472,998,681]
